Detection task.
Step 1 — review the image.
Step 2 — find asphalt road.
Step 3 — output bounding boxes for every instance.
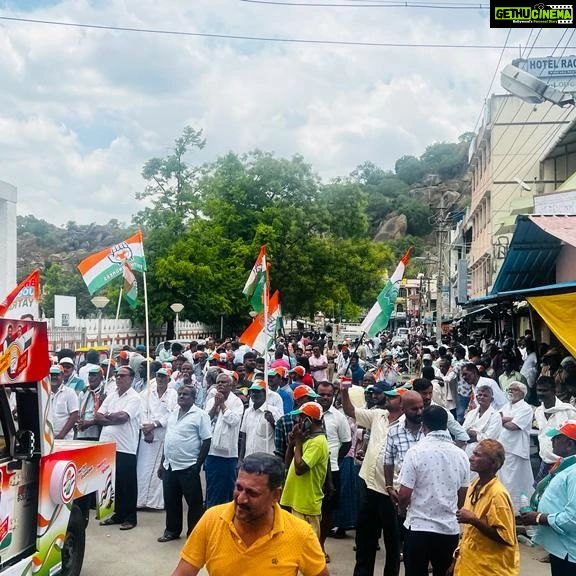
[83,507,550,576]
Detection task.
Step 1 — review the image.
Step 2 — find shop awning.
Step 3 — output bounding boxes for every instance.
[528,292,576,358]
[467,280,576,306]
[491,215,576,294]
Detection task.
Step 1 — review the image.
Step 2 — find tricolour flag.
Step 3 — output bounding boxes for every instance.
[360,248,412,337]
[123,263,138,309]
[0,269,41,320]
[242,246,267,313]
[77,230,147,295]
[239,290,282,354]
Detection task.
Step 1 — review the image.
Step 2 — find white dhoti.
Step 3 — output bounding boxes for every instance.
[498,452,534,514]
[136,428,166,509]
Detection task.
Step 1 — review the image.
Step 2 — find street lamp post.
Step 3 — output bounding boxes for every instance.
[91,296,110,346]
[417,273,424,328]
[170,303,184,340]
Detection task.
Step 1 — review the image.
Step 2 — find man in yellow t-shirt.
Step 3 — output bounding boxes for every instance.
[281,402,330,538]
[171,452,328,576]
[454,439,519,576]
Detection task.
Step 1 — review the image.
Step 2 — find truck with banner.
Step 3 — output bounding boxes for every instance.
[0,318,115,576]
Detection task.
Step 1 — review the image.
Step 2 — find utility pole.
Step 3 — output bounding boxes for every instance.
[436,194,444,345]
[431,192,453,346]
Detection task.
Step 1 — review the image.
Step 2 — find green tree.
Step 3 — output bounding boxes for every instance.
[135,126,206,238]
[395,155,426,185]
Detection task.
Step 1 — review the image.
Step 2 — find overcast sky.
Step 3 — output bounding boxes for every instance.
[0,1,569,225]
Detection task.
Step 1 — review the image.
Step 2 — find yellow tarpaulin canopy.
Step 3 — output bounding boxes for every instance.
[527,292,576,359]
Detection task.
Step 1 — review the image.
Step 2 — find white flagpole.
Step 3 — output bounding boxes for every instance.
[104,286,123,383]
[262,255,271,452]
[143,271,151,415]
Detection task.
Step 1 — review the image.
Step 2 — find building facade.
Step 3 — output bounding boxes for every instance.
[466,95,574,299]
[0,180,17,299]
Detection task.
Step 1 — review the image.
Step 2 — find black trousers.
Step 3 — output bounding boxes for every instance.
[403,529,459,576]
[113,452,137,525]
[162,464,204,537]
[550,554,576,576]
[353,479,401,576]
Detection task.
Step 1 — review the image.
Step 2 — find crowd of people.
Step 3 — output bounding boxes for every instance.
[45,328,576,575]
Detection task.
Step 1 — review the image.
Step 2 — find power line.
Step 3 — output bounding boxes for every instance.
[238,0,489,8]
[558,29,575,58]
[468,29,571,231]
[470,29,512,136]
[523,28,541,59]
[475,30,571,183]
[489,29,576,185]
[550,29,568,57]
[493,106,574,209]
[521,30,533,58]
[0,15,564,49]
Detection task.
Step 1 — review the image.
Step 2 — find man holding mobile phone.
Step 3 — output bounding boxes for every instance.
[281,402,330,539]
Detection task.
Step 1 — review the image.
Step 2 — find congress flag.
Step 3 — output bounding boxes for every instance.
[242,246,267,313]
[123,263,138,309]
[0,269,41,320]
[78,230,147,295]
[240,291,282,354]
[360,248,412,337]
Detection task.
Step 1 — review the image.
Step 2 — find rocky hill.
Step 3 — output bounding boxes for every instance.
[17,216,133,279]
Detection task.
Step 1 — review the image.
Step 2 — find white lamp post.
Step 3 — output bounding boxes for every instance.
[170,303,184,339]
[91,296,110,346]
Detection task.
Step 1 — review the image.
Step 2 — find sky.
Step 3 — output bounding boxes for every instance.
[0,1,570,225]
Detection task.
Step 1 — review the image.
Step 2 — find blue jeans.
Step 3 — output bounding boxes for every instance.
[456,394,470,423]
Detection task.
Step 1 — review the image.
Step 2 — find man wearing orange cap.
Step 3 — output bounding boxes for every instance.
[275,385,320,460]
[269,367,293,414]
[521,420,576,575]
[289,365,306,389]
[281,402,330,539]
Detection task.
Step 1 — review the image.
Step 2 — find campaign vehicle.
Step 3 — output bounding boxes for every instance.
[0,319,115,576]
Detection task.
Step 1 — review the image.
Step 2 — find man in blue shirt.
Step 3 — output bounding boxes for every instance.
[521,420,576,575]
[158,386,212,542]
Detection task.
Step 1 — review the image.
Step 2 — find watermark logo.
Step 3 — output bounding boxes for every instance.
[491,2,574,26]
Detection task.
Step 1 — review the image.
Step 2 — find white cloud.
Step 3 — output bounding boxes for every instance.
[0,0,564,224]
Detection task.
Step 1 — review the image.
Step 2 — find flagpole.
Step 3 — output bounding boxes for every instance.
[105,286,123,383]
[343,332,365,377]
[143,271,151,414]
[262,255,270,453]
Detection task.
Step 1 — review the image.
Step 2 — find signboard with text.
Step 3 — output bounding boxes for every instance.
[513,56,576,93]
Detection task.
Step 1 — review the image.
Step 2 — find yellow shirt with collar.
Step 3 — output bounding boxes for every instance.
[180,502,326,576]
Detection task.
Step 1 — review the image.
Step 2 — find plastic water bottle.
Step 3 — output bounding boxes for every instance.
[520,493,536,538]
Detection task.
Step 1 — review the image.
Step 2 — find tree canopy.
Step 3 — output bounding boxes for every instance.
[19,127,471,332]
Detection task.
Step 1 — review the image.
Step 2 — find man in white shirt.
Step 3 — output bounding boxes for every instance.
[398,405,470,576]
[461,363,507,411]
[76,366,105,441]
[77,349,101,388]
[49,365,79,440]
[204,373,245,508]
[316,381,352,553]
[97,365,143,531]
[137,368,178,510]
[158,386,212,542]
[239,381,282,458]
[534,375,576,481]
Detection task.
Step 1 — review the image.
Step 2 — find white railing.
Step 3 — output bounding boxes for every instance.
[46,318,217,352]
